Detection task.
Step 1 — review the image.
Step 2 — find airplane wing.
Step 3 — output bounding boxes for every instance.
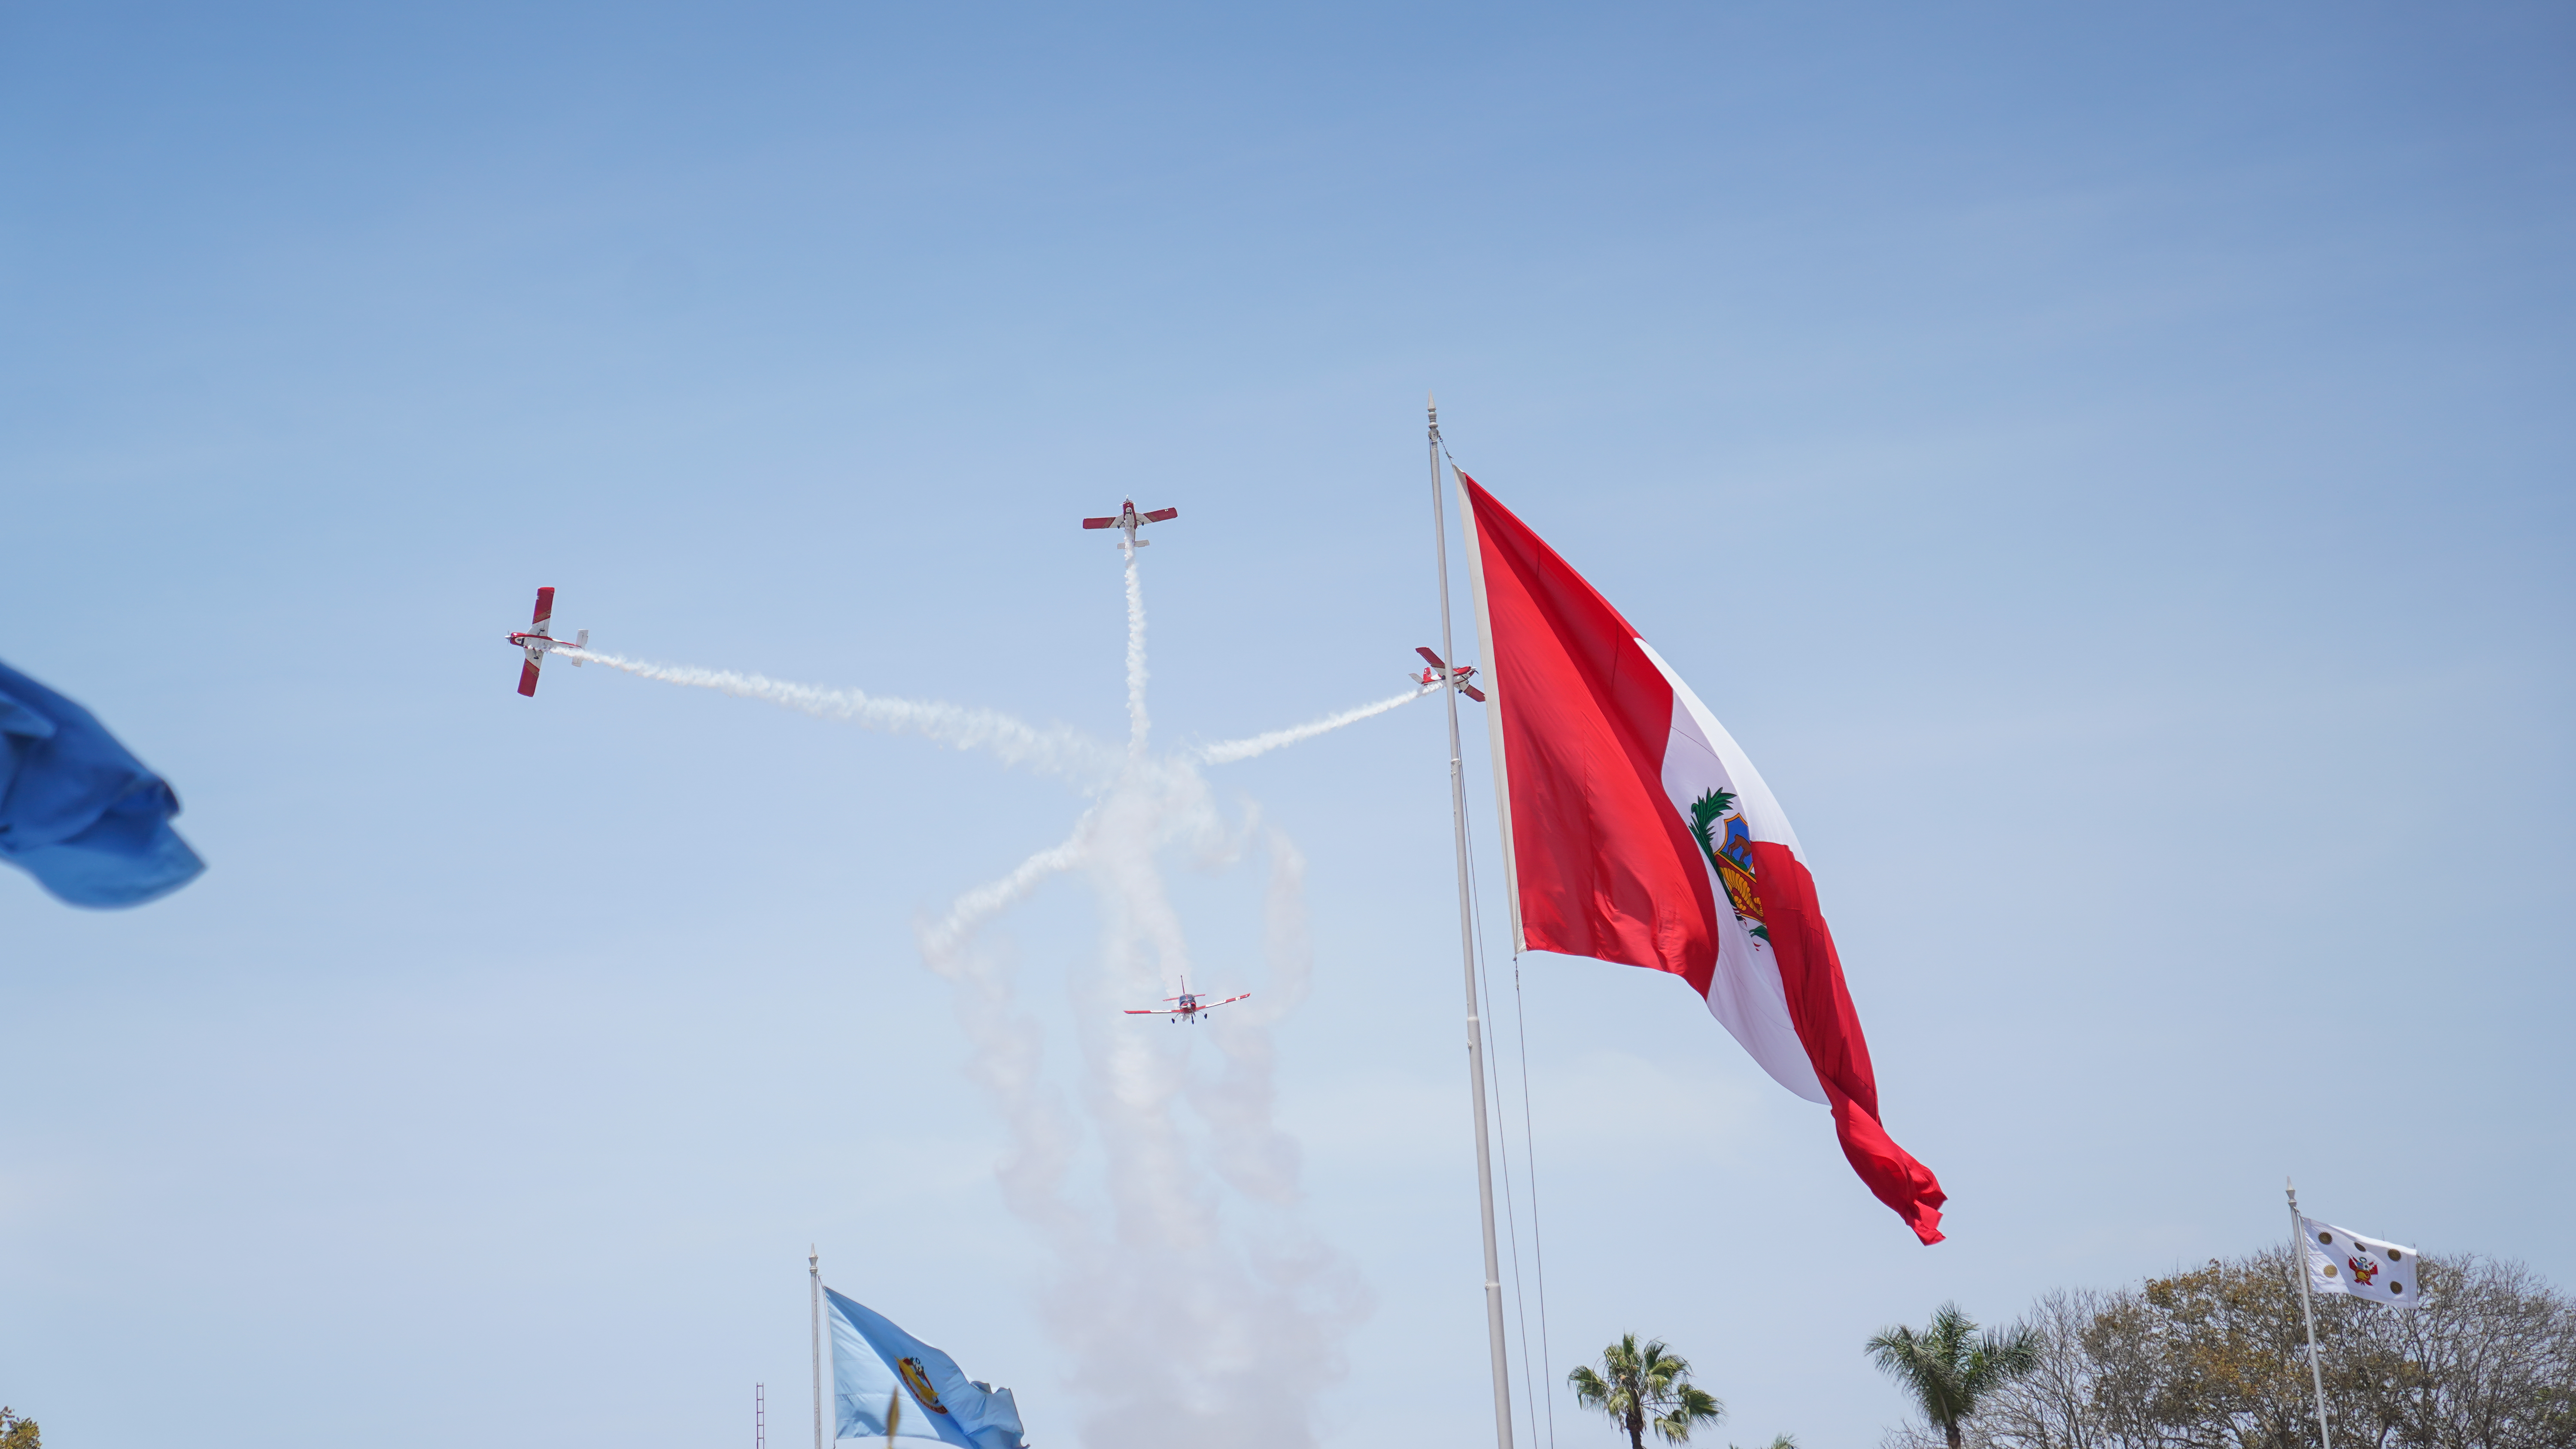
[1205,992,1251,1009]
[516,587,557,697]
[1416,646,1446,668]
[1083,516,1118,529]
[1142,507,1179,523]
[1460,682,1487,703]
[1123,1007,1179,1016]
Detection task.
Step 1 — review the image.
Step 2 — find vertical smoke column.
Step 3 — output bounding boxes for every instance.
[1190,828,1370,1440]
[1069,542,1226,1443]
[909,547,1363,1448]
[1122,546,1150,757]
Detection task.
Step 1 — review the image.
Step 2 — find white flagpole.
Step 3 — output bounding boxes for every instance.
[2286,1180,2332,1449]
[811,1246,826,1449]
[1430,396,1517,1449]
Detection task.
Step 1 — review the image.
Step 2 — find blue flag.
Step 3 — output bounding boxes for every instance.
[826,1288,1027,1449]
[0,661,204,908]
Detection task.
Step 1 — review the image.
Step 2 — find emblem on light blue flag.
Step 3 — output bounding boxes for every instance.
[826,1287,1027,1449]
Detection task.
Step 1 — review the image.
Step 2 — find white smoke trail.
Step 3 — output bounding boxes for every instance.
[1197,685,1434,764]
[557,649,1116,781]
[1066,785,1364,1449]
[1122,547,1149,757]
[919,825,1095,967]
[1196,829,1371,1429]
[557,561,1413,1446]
[917,823,1095,1234]
[917,731,1364,1447]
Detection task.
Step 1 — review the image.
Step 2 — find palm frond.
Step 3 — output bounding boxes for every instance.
[1652,1383,1727,1445]
[1960,1322,2042,1397]
[1688,790,1737,857]
[1867,1303,2040,1440]
[1582,1333,1730,1447]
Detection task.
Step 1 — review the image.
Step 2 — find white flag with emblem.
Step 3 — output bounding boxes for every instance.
[2300,1214,2419,1309]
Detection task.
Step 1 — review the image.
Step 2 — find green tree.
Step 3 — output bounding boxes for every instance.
[0,1406,38,1449]
[1569,1333,1728,1449]
[1945,1249,2576,1449]
[1867,1303,2040,1449]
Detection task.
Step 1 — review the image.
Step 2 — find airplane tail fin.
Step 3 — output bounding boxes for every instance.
[571,628,589,663]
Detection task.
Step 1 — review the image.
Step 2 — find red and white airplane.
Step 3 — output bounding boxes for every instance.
[1081,498,1178,547]
[1414,646,1486,702]
[1124,976,1249,1025]
[506,587,587,697]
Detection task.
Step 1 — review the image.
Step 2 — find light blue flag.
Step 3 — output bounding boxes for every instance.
[827,1288,1027,1449]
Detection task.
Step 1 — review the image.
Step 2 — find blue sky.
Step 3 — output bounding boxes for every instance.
[3,3,2569,1447]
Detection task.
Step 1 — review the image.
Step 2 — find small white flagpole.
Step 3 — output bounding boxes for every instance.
[2286,1179,2332,1449]
[811,1246,826,1449]
[1430,395,1518,1449]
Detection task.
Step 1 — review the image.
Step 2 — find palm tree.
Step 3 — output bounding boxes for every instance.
[1568,1334,1727,1449]
[1865,1303,2041,1449]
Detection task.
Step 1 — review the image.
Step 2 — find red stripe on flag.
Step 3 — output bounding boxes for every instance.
[1747,842,1947,1244]
[1465,474,1718,994]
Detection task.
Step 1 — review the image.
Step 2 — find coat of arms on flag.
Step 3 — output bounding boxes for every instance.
[2300,1215,2418,1309]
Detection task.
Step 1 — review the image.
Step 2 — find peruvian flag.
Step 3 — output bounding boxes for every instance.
[1458,471,1947,1244]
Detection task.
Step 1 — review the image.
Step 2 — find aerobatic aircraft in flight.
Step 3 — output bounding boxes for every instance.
[1414,646,1486,702]
[1124,976,1249,1025]
[505,587,587,697]
[1081,498,1178,547]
